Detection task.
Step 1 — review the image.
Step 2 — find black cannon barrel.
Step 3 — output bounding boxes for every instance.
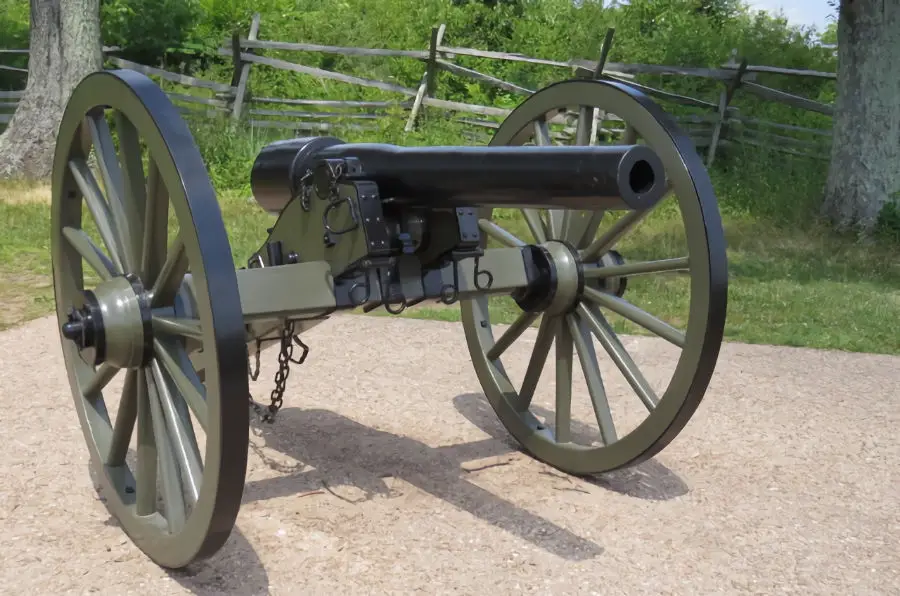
[250,136,668,214]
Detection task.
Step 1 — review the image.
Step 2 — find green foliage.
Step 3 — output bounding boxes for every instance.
[876,192,900,242]
[0,0,29,89]
[1,0,888,236]
[101,0,839,231]
[100,0,206,65]
[820,21,838,46]
[0,1,28,46]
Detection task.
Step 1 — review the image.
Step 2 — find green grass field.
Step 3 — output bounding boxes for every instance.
[3,178,897,355]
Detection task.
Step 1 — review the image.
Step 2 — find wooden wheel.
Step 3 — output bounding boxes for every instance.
[460,79,728,475]
[50,70,248,568]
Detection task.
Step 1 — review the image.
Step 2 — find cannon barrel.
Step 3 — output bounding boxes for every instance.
[250,136,667,214]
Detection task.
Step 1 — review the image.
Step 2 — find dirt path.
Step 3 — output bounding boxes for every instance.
[0,314,897,595]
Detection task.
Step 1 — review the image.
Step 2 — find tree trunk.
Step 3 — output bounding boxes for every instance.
[822,0,900,235]
[0,0,102,180]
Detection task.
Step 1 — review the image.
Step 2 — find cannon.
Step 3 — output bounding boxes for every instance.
[50,69,727,569]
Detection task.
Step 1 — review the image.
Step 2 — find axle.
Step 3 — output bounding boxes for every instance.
[250,136,667,214]
[234,240,600,338]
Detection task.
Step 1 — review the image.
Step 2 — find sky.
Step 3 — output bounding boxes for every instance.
[598,1,837,34]
[744,0,835,32]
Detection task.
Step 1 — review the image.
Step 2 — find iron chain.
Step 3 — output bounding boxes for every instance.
[248,320,310,423]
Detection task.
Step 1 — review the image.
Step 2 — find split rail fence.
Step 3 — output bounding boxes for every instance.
[0,15,836,164]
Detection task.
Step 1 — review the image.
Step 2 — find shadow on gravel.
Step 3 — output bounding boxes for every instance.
[166,528,269,595]
[452,393,690,502]
[91,463,270,594]
[244,406,604,561]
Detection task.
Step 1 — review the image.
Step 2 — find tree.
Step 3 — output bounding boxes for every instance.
[100,0,203,67]
[0,0,102,180]
[821,0,900,235]
[820,21,838,46]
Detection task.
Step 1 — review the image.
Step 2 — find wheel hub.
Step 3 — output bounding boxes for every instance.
[590,249,628,298]
[62,274,153,369]
[62,292,105,365]
[512,242,629,316]
[541,241,584,315]
[512,240,584,315]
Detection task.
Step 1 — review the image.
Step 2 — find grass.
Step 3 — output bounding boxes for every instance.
[0,181,56,328]
[1,172,898,355]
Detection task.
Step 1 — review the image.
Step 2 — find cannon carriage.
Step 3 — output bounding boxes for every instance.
[50,69,727,568]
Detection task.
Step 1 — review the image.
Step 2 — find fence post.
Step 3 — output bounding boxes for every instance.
[707,57,747,166]
[405,24,446,132]
[231,12,262,122]
[594,28,616,78]
[579,28,615,145]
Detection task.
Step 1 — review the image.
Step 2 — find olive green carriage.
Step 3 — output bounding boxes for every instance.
[50,69,727,568]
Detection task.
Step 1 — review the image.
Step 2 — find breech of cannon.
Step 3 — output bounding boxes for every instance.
[249,136,667,214]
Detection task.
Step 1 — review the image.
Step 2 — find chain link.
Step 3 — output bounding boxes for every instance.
[297,169,313,212]
[248,320,310,423]
[248,338,262,381]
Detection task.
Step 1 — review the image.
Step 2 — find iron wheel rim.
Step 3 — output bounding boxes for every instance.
[50,70,248,568]
[460,78,728,475]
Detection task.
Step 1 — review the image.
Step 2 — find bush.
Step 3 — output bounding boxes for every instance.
[2,0,870,238]
[100,0,205,66]
[0,0,29,90]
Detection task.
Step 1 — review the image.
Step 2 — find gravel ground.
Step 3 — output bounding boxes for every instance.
[0,314,897,595]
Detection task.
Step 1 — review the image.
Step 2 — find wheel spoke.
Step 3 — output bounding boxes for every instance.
[86,111,137,273]
[135,368,158,516]
[150,235,188,308]
[487,311,540,361]
[547,214,566,239]
[575,105,593,146]
[107,369,138,466]
[533,118,551,146]
[516,314,557,411]
[152,316,203,341]
[145,370,187,531]
[114,111,147,265]
[478,218,525,248]
[590,108,602,145]
[568,312,617,445]
[68,158,126,273]
[85,111,125,200]
[561,107,605,248]
[169,352,203,459]
[150,360,202,506]
[548,212,565,239]
[61,226,116,281]
[583,256,690,279]
[81,362,119,399]
[521,208,547,243]
[581,209,653,263]
[560,210,573,244]
[558,105,610,252]
[583,286,686,348]
[578,303,658,411]
[623,125,638,144]
[554,318,574,444]
[153,338,208,430]
[563,210,606,249]
[532,118,565,238]
[141,160,170,283]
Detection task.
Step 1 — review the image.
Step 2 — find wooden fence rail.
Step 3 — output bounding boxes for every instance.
[0,15,836,162]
